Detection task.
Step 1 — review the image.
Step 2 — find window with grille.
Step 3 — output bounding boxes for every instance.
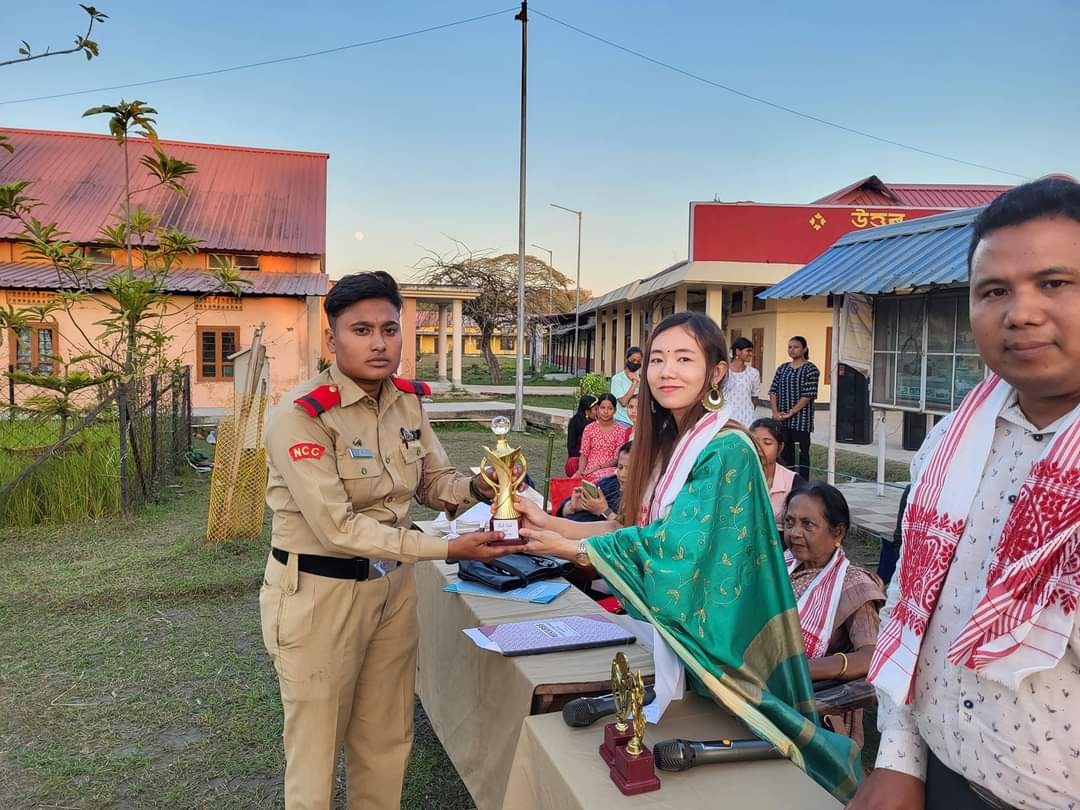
[209,253,260,271]
[872,293,985,413]
[197,327,239,381]
[81,246,115,266]
[10,324,58,375]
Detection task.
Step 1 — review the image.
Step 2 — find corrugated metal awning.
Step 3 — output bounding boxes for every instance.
[0,262,327,297]
[759,207,982,299]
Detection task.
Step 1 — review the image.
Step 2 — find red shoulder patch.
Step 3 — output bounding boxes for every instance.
[288,442,326,461]
[391,376,431,397]
[294,384,341,417]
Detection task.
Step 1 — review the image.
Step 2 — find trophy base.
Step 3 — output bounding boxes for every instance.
[610,745,661,796]
[488,516,526,546]
[599,722,633,767]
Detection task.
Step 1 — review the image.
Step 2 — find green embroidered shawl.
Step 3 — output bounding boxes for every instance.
[587,430,862,802]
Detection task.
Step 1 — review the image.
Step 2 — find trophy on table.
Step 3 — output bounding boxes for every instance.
[599,652,634,766]
[479,416,528,546]
[610,670,661,795]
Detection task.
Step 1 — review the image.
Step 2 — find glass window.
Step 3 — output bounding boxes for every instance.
[499,337,515,351]
[209,253,260,271]
[82,246,114,266]
[895,298,924,408]
[872,352,896,405]
[925,354,954,413]
[927,297,957,353]
[730,290,744,313]
[956,303,978,353]
[953,356,986,407]
[874,298,898,352]
[198,327,239,380]
[10,324,58,375]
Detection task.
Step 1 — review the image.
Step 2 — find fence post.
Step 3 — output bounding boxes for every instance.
[172,369,180,470]
[184,367,192,454]
[150,374,159,501]
[119,384,130,515]
[7,364,13,412]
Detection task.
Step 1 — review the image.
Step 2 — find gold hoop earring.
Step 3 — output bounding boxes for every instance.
[702,383,725,412]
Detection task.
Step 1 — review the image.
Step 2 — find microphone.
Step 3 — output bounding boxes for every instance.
[652,738,782,772]
[561,687,657,727]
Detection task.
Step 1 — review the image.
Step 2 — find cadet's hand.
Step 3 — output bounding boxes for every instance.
[446,530,512,562]
[471,471,496,500]
[845,768,924,810]
[513,496,549,530]
[520,526,577,561]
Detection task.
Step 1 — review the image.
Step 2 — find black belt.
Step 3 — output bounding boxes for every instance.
[271,547,370,581]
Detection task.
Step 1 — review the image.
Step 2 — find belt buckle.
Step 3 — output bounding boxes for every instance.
[968,781,1010,810]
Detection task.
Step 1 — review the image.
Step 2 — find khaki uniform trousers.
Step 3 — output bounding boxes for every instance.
[260,552,418,810]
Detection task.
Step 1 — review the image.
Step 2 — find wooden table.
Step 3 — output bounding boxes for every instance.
[413,535,654,810]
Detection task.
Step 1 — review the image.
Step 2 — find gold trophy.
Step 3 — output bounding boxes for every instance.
[479,416,527,546]
[599,652,633,765]
[610,670,661,795]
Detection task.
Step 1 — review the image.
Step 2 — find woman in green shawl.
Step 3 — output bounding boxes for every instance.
[517,312,862,802]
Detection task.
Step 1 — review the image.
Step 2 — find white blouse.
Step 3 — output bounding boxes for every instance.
[723,365,760,427]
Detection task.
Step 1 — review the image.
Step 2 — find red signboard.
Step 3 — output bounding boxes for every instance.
[689,202,949,264]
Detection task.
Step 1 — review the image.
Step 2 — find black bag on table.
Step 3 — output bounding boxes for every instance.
[457,553,573,592]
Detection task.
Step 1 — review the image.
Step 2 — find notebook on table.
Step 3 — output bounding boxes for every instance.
[463,614,636,656]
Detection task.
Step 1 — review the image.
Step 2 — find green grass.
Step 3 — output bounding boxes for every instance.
[492,393,579,411]
[415,354,577,386]
[0,421,123,525]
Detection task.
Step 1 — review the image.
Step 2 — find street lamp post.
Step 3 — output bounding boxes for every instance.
[530,242,553,368]
[551,203,582,375]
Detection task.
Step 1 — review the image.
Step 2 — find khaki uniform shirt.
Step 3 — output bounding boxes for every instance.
[265,364,476,563]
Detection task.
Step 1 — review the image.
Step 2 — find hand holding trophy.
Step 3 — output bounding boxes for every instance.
[479,416,528,546]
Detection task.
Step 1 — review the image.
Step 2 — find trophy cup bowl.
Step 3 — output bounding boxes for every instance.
[480,416,528,546]
[610,670,661,795]
[599,652,634,766]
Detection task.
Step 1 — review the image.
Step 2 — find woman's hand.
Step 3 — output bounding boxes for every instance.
[580,487,609,517]
[513,496,550,531]
[520,526,578,560]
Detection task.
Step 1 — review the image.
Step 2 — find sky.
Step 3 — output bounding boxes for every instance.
[2,1,1078,296]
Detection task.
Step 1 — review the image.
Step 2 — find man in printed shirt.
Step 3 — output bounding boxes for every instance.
[260,272,510,809]
[850,179,1080,810]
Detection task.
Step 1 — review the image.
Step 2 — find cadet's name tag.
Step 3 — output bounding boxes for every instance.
[289,442,326,461]
[349,447,374,459]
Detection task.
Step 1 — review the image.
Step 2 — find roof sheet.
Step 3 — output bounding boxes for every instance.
[0,262,327,297]
[759,207,981,299]
[813,175,1010,209]
[0,128,327,256]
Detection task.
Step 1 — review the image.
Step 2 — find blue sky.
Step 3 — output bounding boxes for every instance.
[3,1,1077,294]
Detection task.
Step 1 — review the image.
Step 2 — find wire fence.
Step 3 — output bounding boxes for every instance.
[0,366,192,526]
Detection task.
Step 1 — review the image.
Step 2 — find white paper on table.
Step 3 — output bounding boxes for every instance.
[437,501,493,526]
[462,627,503,653]
[620,616,686,724]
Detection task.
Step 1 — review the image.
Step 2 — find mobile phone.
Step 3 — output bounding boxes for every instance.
[580,480,600,498]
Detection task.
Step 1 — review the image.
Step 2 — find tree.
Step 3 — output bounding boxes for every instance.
[1,5,107,69]
[414,242,579,384]
[0,5,108,155]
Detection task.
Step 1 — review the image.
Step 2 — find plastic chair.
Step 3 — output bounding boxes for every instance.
[546,477,582,515]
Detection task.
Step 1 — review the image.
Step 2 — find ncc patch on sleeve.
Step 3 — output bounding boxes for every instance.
[288,442,326,461]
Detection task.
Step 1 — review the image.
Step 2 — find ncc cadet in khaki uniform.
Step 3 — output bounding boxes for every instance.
[261,271,510,810]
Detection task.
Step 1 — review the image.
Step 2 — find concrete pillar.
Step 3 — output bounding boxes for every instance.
[630,301,641,348]
[593,309,604,376]
[436,304,449,382]
[706,285,724,330]
[451,298,463,388]
[674,285,688,313]
[399,296,417,378]
[613,305,623,369]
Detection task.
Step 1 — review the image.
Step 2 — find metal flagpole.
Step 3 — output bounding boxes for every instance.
[513,1,528,432]
[551,203,582,374]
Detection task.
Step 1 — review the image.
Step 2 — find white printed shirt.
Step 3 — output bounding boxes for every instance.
[875,393,1080,810]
